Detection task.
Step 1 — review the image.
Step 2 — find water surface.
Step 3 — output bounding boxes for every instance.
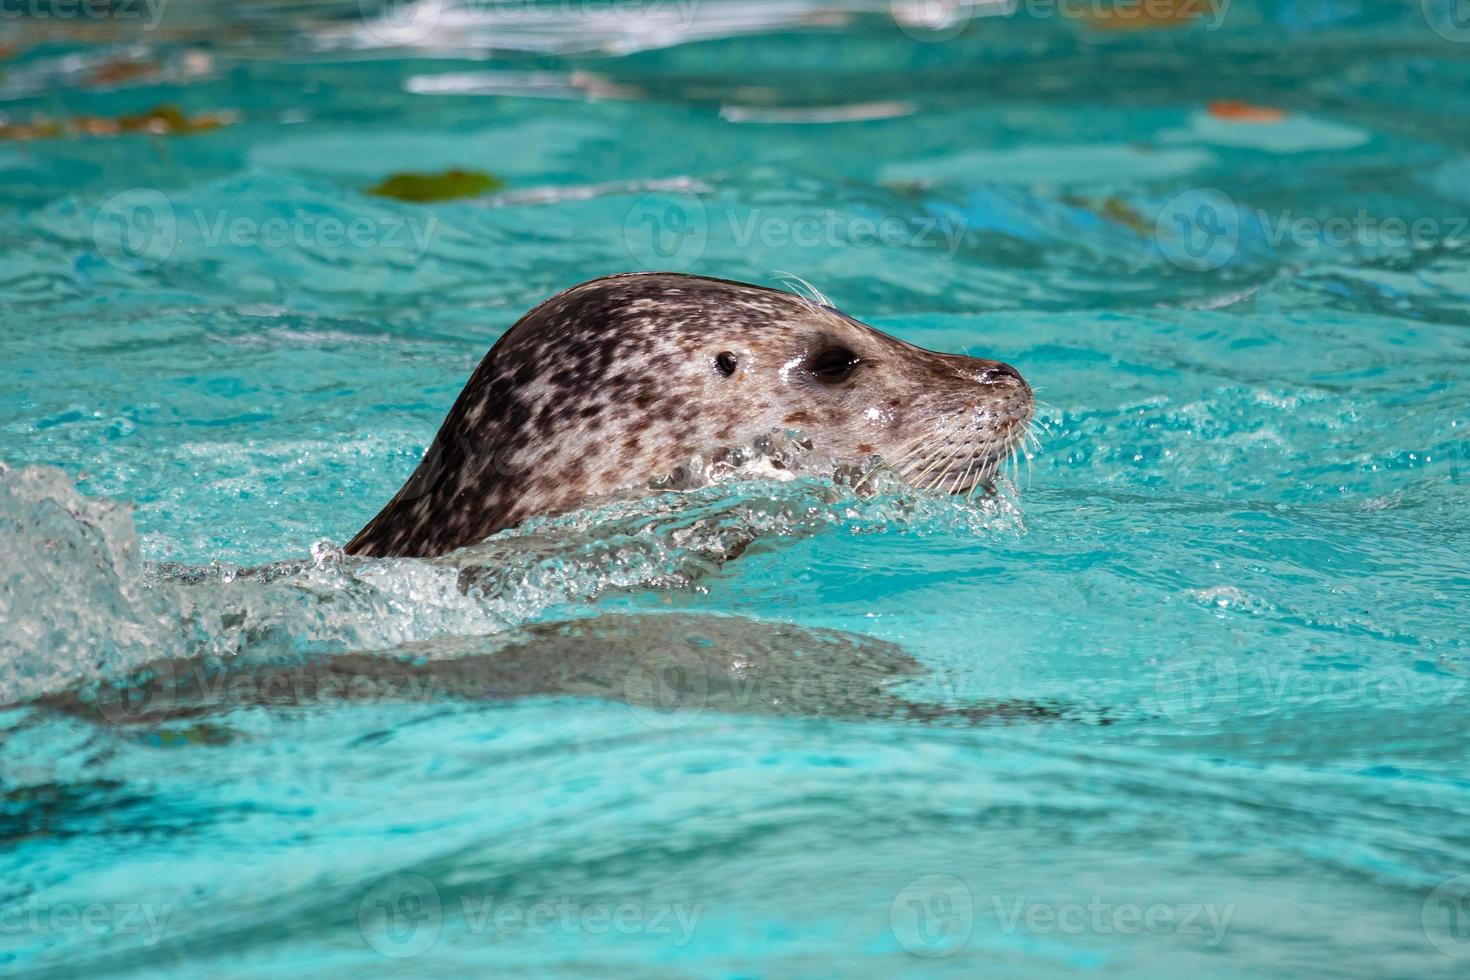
[1,2,1468,976]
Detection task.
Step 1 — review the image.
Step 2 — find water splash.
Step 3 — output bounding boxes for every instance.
[0,463,181,703]
[0,452,1022,705]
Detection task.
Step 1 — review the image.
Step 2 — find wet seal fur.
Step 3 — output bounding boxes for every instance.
[346,272,1033,559]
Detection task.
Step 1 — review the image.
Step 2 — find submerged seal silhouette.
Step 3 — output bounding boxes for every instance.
[346,272,1033,559]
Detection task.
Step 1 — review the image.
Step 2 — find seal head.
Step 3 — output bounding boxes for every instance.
[346,273,1032,559]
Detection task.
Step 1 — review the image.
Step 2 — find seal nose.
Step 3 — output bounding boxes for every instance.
[980,361,1025,387]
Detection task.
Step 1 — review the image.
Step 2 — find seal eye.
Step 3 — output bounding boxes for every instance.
[808,346,860,384]
[715,351,738,377]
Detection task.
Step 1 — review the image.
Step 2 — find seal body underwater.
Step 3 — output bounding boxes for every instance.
[345,272,1033,559]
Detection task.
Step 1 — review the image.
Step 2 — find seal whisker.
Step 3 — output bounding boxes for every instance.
[772,271,831,310]
[934,437,970,493]
[902,448,946,490]
[929,444,967,493]
[946,445,971,495]
[898,436,947,480]
[887,431,932,470]
[906,439,951,488]
[958,443,981,502]
[910,439,960,491]
[856,430,928,491]
[957,455,979,499]
[1028,403,1056,438]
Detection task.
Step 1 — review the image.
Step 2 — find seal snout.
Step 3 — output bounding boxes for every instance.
[979,361,1026,389]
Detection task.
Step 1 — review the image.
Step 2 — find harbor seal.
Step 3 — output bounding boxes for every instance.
[346,272,1032,559]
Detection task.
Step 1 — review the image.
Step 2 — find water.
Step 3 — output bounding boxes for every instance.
[2,1,1469,975]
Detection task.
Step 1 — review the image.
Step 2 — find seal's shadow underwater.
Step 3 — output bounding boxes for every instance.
[42,614,1098,730]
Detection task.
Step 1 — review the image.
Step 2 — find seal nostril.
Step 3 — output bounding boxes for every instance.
[982,362,1023,386]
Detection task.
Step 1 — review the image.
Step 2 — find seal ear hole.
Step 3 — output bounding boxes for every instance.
[808,346,861,385]
[715,351,738,377]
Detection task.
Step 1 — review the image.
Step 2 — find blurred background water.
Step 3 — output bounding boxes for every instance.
[1,0,1468,975]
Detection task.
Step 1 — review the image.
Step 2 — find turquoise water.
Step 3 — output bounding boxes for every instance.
[2,1,1469,975]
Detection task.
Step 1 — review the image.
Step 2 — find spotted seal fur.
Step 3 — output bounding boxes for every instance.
[346,272,1032,559]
